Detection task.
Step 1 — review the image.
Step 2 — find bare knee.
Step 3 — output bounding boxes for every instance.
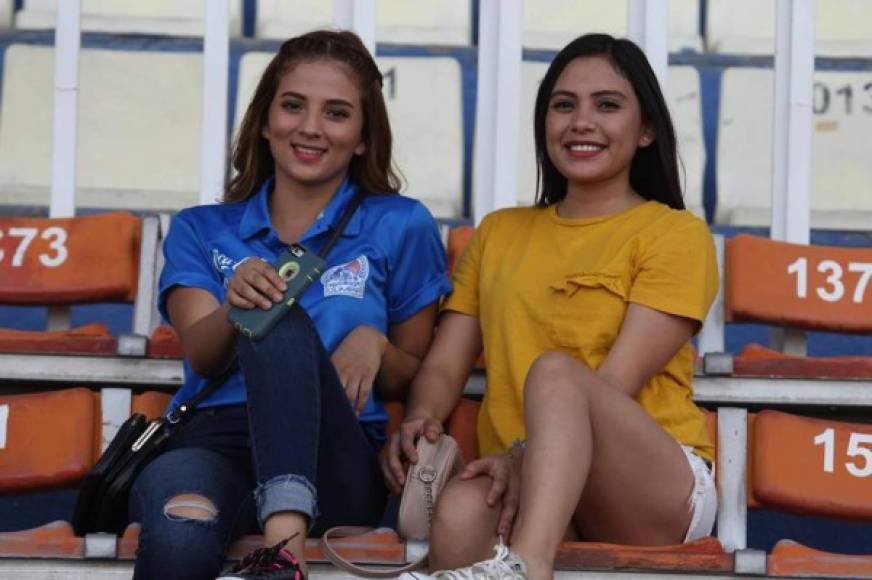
[430,476,498,569]
[525,351,595,400]
[163,493,219,522]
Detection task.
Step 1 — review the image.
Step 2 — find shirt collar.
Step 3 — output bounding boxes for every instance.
[237,177,364,241]
[238,178,275,240]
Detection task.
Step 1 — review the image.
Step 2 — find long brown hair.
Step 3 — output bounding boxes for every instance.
[226,30,401,202]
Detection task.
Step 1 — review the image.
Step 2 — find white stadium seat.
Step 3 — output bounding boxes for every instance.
[707,0,872,57]
[0,0,13,28]
[256,0,471,47]
[523,0,703,53]
[234,52,465,218]
[716,67,872,229]
[516,63,705,218]
[15,0,242,37]
[0,45,203,210]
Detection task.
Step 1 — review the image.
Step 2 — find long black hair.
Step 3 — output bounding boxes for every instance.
[533,33,684,209]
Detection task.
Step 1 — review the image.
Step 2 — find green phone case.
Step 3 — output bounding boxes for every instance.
[228,244,327,340]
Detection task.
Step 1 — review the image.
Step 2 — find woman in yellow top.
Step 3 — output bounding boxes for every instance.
[383,33,720,580]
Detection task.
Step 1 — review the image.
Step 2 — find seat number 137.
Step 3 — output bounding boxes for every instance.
[787,257,872,304]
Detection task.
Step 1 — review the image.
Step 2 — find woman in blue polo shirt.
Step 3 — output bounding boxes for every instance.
[129,30,450,580]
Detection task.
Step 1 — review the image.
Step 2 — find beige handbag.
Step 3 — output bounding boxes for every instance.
[322,434,465,577]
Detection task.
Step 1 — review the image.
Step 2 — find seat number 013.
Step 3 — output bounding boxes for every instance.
[0,227,69,268]
[814,428,872,478]
[787,257,872,304]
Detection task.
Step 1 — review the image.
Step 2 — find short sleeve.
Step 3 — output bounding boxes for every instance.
[628,215,719,326]
[442,216,489,317]
[386,202,451,323]
[158,212,224,324]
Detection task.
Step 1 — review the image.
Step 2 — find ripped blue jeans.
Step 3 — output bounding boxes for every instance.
[129,306,388,580]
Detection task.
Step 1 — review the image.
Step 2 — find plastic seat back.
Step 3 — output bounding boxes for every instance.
[0,212,141,305]
[726,234,872,333]
[753,410,872,519]
[446,226,474,276]
[0,388,96,492]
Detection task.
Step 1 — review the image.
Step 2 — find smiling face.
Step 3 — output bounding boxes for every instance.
[261,59,366,198]
[545,55,654,196]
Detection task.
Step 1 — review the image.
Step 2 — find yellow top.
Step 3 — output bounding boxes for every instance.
[444,201,719,462]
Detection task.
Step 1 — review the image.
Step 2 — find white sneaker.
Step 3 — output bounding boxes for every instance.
[399,540,527,580]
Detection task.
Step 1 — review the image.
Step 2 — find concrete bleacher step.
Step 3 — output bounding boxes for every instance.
[14,0,243,37]
[257,0,472,47]
[706,0,872,57]
[716,68,872,229]
[522,0,702,53]
[234,51,465,219]
[0,520,737,576]
[516,64,706,217]
[0,45,204,211]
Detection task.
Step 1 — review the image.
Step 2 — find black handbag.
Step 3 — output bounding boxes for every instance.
[72,363,236,535]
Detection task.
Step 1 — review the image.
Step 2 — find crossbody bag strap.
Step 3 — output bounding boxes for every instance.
[166,360,239,424]
[318,190,365,259]
[321,526,428,578]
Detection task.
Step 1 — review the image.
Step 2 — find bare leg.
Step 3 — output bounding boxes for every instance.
[264,513,308,575]
[429,476,501,569]
[510,352,696,580]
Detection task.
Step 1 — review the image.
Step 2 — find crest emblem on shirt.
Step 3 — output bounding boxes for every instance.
[212,249,250,288]
[321,255,370,299]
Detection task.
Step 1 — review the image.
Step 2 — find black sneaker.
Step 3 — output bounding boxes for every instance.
[217,535,305,580]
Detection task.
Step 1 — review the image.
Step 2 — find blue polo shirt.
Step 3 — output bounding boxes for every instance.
[159,178,451,427]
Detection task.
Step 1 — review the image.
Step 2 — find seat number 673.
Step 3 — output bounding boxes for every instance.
[0,227,68,268]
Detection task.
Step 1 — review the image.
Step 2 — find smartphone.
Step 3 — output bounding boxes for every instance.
[228,244,326,340]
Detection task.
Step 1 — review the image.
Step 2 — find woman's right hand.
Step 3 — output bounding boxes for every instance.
[225,257,287,310]
[382,415,444,494]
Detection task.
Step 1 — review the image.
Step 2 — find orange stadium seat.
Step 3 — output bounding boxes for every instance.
[701,233,872,379]
[146,324,184,358]
[726,234,872,334]
[0,212,159,356]
[0,388,96,493]
[446,225,474,276]
[0,397,737,573]
[753,410,872,577]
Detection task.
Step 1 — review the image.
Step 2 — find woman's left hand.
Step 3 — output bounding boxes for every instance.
[459,452,522,539]
[331,325,388,414]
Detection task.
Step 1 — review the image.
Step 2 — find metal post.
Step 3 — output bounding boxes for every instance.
[770,0,814,356]
[473,0,521,224]
[627,0,669,92]
[772,0,814,245]
[698,235,726,355]
[717,408,748,552]
[49,0,81,218]
[334,0,377,55]
[200,0,230,205]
